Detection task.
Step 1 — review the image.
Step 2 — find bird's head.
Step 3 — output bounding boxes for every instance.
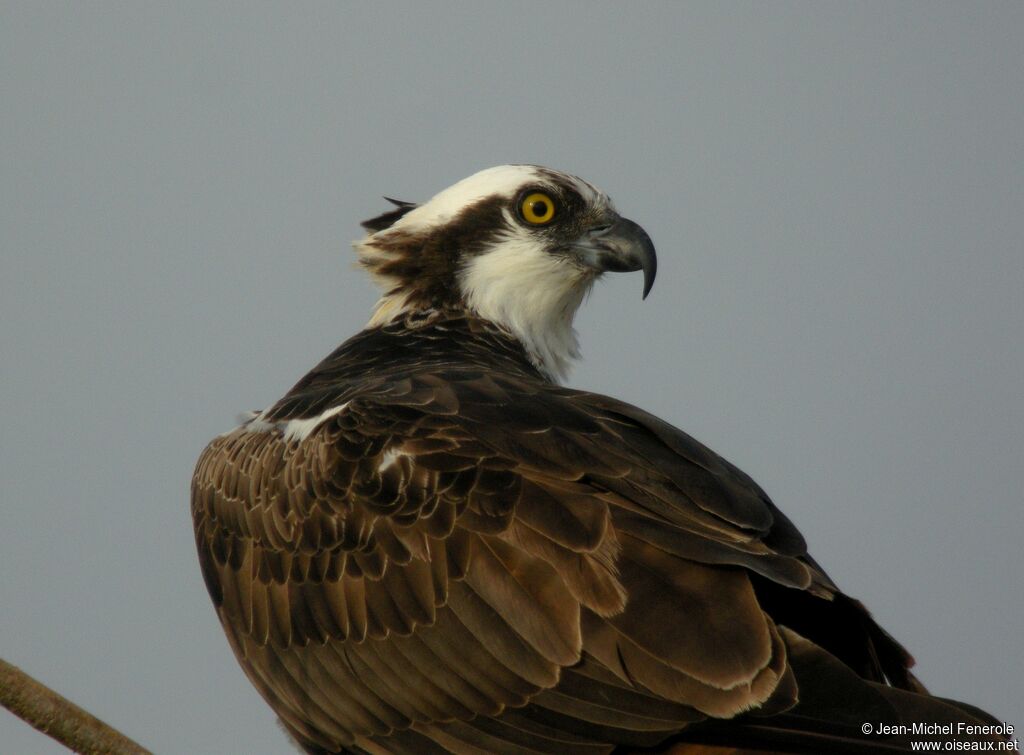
[355,165,656,381]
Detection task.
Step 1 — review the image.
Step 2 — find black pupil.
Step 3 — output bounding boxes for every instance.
[531,200,548,217]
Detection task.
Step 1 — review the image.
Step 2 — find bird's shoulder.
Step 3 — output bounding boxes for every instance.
[193,312,811,566]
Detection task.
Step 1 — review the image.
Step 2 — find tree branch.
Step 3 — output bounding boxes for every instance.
[1,657,151,754]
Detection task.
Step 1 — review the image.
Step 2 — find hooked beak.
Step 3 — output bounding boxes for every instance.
[572,217,657,299]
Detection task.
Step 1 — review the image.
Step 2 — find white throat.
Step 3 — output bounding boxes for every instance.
[458,235,594,382]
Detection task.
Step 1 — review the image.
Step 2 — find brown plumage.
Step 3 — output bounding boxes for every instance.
[192,166,1013,754]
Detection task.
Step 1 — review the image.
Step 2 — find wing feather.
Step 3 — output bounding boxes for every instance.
[192,331,954,753]
[462,534,582,666]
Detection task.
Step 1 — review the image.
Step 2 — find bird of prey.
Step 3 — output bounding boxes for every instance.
[192,165,1011,754]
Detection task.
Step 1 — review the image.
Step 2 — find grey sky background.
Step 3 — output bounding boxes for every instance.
[2,3,1021,753]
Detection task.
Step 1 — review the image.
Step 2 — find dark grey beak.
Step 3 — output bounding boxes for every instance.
[574,217,658,299]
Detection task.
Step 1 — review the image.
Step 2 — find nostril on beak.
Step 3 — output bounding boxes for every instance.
[588,224,613,237]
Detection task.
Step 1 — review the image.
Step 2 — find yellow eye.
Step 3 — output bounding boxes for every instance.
[520,192,556,225]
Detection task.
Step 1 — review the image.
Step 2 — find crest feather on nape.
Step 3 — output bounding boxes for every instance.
[360,197,418,233]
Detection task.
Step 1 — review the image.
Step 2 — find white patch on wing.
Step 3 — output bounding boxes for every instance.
[224,403,352,441]
[459,225,594,382]
[219,410,274,436]
[377,447,410,473]
[246,418,276,433]
[242,410,277,433]
[281,402,350,443]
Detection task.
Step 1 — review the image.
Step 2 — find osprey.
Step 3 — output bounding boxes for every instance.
[193,166,1009,754]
